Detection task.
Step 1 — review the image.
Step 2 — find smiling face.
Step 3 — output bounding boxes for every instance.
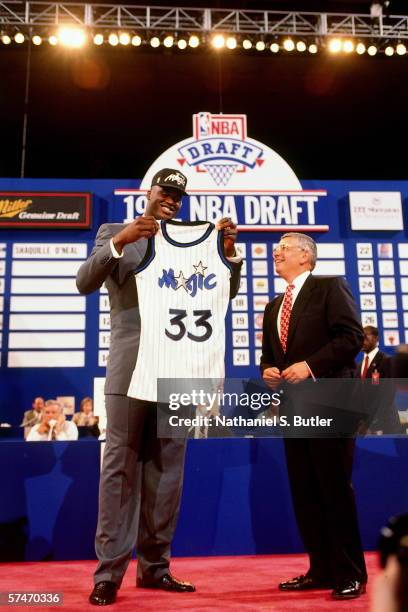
[145,185,183,220]
[273,235,311,282]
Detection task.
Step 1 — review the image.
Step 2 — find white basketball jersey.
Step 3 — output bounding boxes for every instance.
[127,220,232,402]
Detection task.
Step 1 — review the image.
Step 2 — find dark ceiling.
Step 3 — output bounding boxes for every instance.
[1,0,407,180]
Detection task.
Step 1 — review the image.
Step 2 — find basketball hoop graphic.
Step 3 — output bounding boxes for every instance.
[203,163,238,186]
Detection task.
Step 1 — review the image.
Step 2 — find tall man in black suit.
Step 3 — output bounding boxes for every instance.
[358,326,403,434]
[261,232,367,600]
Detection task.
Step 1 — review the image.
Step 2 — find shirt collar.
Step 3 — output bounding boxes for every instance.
[364,347,379,362]
[286,270,311,290]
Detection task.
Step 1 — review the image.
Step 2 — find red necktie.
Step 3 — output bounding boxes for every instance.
[280,284,295,353]
[361,355,369,379]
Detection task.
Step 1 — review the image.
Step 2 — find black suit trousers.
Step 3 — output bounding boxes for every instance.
[284,437,367,583]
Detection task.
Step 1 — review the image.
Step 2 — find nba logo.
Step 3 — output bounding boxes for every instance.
[198,112,211,137]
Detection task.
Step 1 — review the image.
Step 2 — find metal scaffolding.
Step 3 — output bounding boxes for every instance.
[0,2,407,40]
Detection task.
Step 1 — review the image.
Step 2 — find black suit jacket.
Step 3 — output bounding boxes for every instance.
[357,350,403,433]
[261,274,363,378]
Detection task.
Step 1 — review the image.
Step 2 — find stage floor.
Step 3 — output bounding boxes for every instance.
[0,553,377,610]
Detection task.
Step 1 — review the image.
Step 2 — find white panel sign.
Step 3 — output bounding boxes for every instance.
[232,313,248,329]
[398,243,408,258]
[400,261,408,276]
[9,314,85,330]
[0,261,5,276]
[361,312,378,327]
[12,243,87,259]
[251,260,268,276]
[231,295,248,311]
[98,351,109,368]
[99,331,110,348]
[0,296,3,311]
[381,295,397,310]
[378,260,394,276]
[360,295,377,310]
[252,278,269,294]
[0,244,6,258]
[253,295,269,311]
[314,261,345,276]
[12,261,82,277]
[383,330,400,347]
[232,331,249,347]
[382,313,399,329]
[8,351,85,367]
[349,192,403,230]
[233,349,250,366]
[9,332,85,349]
[10,296,86,312]
[380,278,396,293]
[316,243,344,258]
[358,260,374,275]
[0,279,4,294]
[251,243,267,258]
[238,278,247,294]
[11,278,78,294]
[359,277,375,293]
[99,314,111,330]
[356,243,373,258]
[99,296,110,312]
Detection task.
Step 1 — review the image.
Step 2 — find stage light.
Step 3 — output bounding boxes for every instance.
[131,35,142,47]
[58,27,86,48]
[212,34,225,49]
[226,36,237,50]
[242,39,252,50]
[14,33,25,44]
[328,38,342,53]
[308,43,318,54]
[1,34,11,45]
[32,35,42,46]
[385,45,394,56]
[49,35,58,46]
[283,38,295,52]
[356,42,366,54]
[343,39,354,53]
[270,42,279,53]
[108,33,119,46]
[367,44,378,56]
[163,35,174,48]
[188,35,199,48]
[177,38,187,50]
[93,33,103,45]
[119,32,130,46]
[255,40,265,51]
[150,36,160,48]
[296,41,306,52]
[396,43,406,55]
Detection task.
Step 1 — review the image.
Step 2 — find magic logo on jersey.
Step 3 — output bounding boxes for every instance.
[158,261,216,297]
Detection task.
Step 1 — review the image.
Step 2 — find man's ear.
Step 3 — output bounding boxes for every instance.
[146,189,151,200]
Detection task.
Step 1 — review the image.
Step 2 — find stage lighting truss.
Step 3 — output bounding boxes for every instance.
[0,2,407,57]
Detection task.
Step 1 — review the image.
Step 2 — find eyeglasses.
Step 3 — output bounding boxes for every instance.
[273,243,305,254]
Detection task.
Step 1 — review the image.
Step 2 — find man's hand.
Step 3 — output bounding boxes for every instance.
[281,362,311,384]
[263,366,282,390]
[113,216,159,254]
[216,217,238,257]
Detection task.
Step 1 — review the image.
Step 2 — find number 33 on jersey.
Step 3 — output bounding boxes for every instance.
[127,220,233,402]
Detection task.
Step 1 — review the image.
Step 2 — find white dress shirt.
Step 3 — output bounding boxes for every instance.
[277,270,315,379]
[361,347,379,375]
[26,420,78,441]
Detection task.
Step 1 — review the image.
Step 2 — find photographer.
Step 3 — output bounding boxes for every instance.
[371,514,408,612]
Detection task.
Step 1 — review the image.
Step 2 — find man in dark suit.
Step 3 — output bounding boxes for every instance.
[261,232,367,600]
[77,168,242,605]
[358,326,403,434]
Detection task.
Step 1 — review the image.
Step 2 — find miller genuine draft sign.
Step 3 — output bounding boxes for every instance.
[0,192,92,228]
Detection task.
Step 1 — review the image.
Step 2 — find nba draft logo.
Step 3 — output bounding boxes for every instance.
[116,112,329,231]
[178,112,264,187]
[158,261,216,297]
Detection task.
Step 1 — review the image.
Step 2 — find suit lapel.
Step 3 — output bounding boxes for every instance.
[285,274,315,354]
[270,293,285,361]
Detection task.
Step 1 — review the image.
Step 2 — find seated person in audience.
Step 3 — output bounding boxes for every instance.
[27,399,78,441]
[73,397,100,438]
[21,396,45,439]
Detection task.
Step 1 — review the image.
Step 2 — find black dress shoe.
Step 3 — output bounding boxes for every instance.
[89,581,118,606]
[332,580,366,600]
[279,574,333,591]
[137,572,196,592]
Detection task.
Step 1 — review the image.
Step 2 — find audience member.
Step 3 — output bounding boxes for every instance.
[21,396,45,439]
[27,400,78,441]
[358,326,403,434]
[73,397,100,438]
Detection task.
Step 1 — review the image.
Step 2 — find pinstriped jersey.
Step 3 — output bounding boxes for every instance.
[127,220,232,402]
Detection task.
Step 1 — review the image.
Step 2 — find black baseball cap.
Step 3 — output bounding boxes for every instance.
[151,168,188,196]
